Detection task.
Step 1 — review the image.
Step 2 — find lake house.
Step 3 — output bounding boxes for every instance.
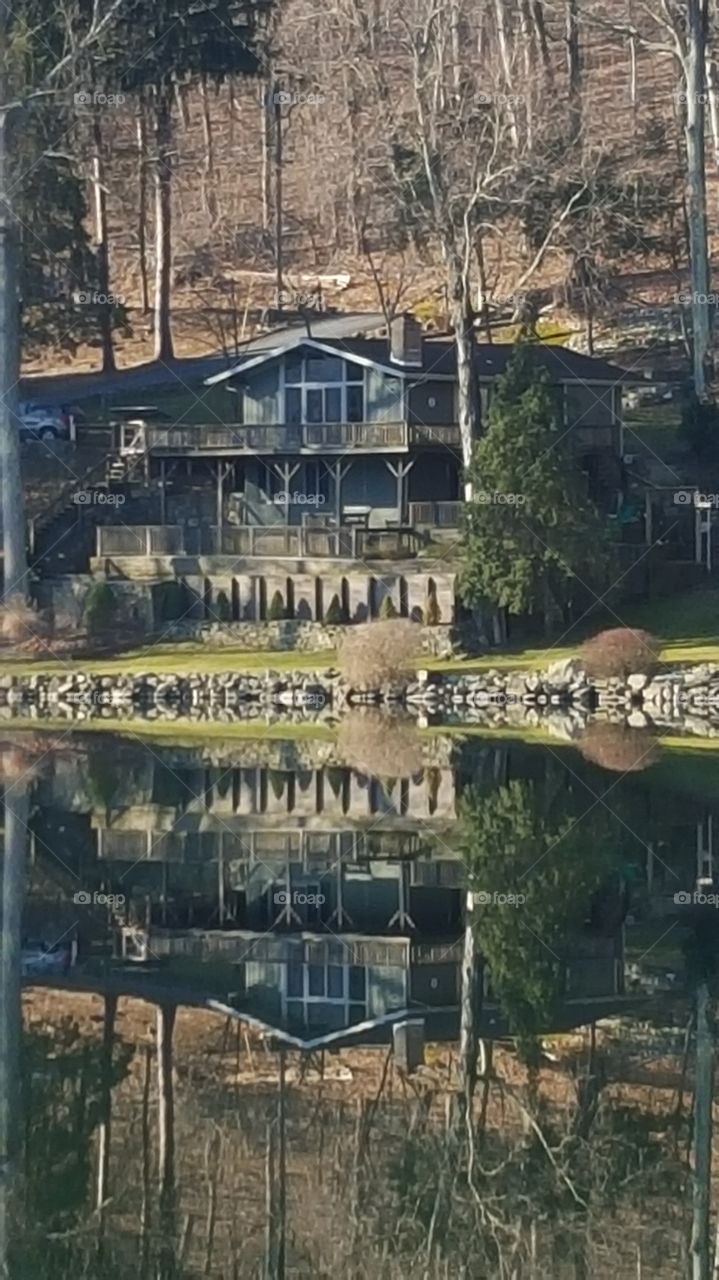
[34,314,631,628]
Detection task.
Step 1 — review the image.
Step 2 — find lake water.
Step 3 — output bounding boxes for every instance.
[0,727,715,1276]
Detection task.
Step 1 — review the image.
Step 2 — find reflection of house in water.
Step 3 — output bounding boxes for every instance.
[31,755,629,1042]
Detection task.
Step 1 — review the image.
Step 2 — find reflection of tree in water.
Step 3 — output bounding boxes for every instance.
[10,1017,133,1278]
[456,779,622,1066]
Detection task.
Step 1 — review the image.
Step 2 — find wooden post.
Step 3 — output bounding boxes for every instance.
[159,457,166,524]
[96,993,118,1213]
[384,458,415,524]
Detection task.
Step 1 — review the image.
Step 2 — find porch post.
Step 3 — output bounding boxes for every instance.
[323,458,352,527]
[271,461,299,525]
[384,458,415,524]
[159,457,166,524]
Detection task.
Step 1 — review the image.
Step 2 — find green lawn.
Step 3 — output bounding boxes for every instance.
[1,643,333,677]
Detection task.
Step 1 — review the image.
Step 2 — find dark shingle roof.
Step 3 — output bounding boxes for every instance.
[321,337,632,383]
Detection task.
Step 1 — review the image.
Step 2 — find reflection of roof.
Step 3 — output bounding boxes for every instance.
[25,971,647,1049]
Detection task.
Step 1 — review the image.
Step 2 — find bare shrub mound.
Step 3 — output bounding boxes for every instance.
[338,619,420,690]
[0,596,50,650]
[577,722,660,773]
[578,628,661,680]
[337,710,425,778]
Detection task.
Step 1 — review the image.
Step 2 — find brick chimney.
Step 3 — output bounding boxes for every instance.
[389,312,423,367]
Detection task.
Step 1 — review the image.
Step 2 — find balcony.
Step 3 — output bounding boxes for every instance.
[117,420,414,456]
[96,524,422,560]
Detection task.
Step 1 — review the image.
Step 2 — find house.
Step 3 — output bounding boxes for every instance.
[34,314,632,627]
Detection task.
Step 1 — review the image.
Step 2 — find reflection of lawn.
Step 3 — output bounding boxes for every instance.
[1,644,332,677]
[624,919,686,971]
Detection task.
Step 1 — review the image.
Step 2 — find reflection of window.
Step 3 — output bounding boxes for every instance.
[285,959,368,1020]
[284,352,364,423]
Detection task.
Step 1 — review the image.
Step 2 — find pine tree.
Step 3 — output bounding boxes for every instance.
[460,341,614,626]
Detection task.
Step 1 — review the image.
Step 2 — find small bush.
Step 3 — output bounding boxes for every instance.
[324,593,346,625]
[154,580,188,622]
[577,723,660,773]
[578,628,660,679]
[214,590,231,623]
[379,593,398,619]
[338,619,420,690]
[425,588,442,626]
[337,710,424,778]
[0,596,49,648]
[267,589,286,621]
[84,582,118,638]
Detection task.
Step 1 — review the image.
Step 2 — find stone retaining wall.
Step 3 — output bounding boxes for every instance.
[5,658,719,740]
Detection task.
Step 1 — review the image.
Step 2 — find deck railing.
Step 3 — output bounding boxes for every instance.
[96,523,422,560]
[117,420,415,454]
[408,501,462,527]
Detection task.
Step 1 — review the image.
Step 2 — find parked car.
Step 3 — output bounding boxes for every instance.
[18,401,74,442]
[21,937,77,975]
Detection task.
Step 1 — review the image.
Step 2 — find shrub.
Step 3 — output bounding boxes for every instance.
[0,596,49,648]
[425,587,442,626]
[215,590,231,622]
[154,580,188,622]
[324,593,346,625]
[84,582,118,638]
[577,723,660,773]
[337,710,424,778]
[338,619,420,690]
[379,593,398,619]
[267,589,286,621]
[578,628,660,680]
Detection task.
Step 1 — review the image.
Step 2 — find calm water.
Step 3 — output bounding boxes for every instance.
[1,728,717,1277]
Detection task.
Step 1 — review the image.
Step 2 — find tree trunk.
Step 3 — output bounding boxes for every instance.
[456,889,482,1129]
[685,0,712,399]
[260,79,272,234]
[447,262,480,492]
[153,88,174,362]
[136,103,150,314]
[91,113,115,373]
[0,87,26,604]
[157,1003,177,1280]
[273,87,284,310]
[691,980,714,1280]
[0,781,28,1276]
[565,0,582,143]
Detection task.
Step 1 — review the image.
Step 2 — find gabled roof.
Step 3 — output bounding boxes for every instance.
[205,333,634,387]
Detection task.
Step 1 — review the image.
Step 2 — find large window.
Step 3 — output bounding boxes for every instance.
[284,353,365,424]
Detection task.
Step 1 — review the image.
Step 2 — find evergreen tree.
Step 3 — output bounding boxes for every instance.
[460,342,614,626]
